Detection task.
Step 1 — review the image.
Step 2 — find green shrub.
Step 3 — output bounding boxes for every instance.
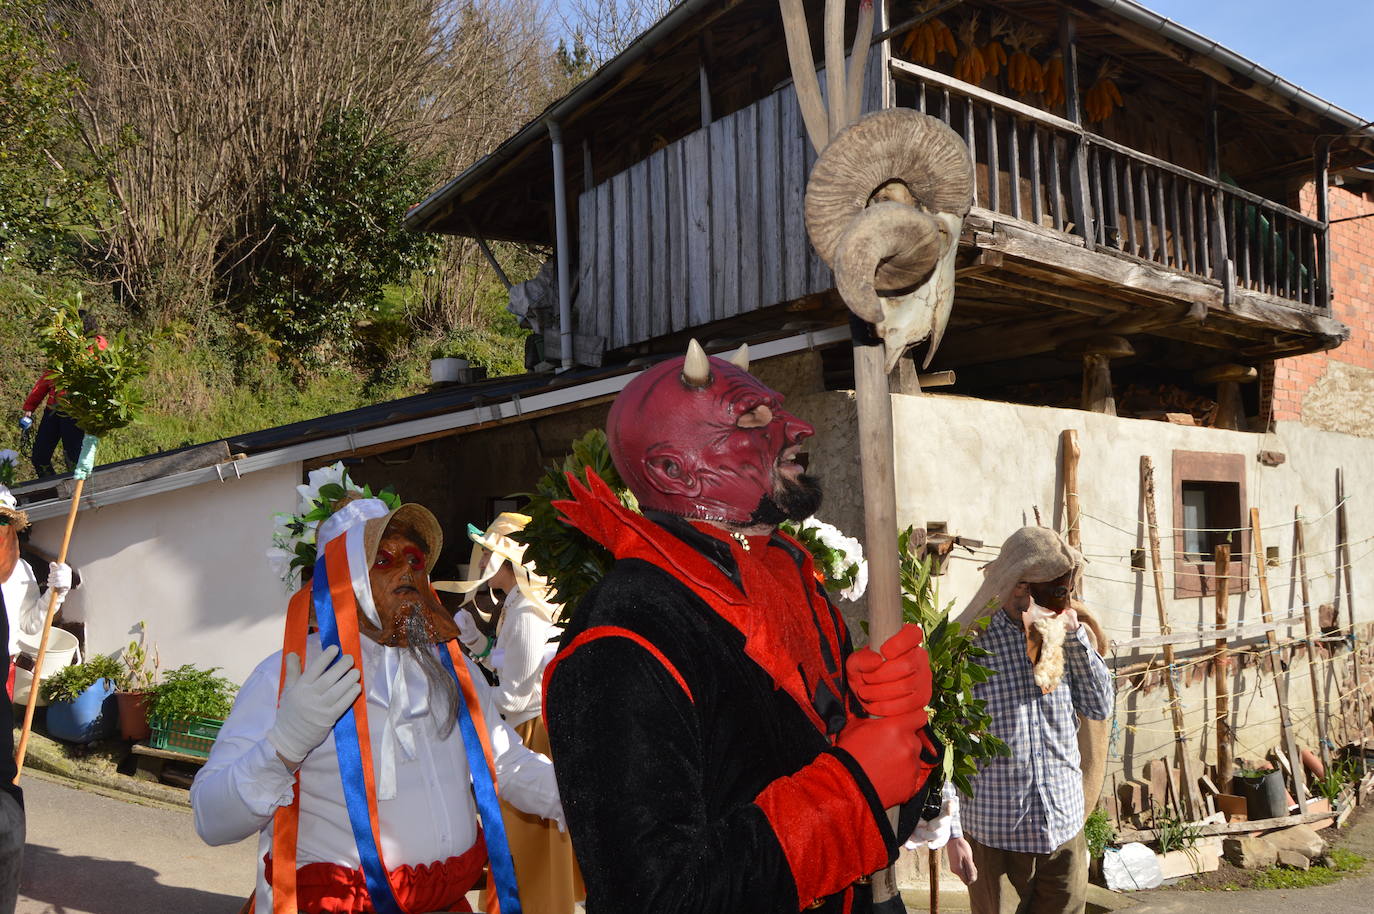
[1085,807,1114,859]
[149,665,238,722]
[898,533,1010,797]
[39,653,123,704]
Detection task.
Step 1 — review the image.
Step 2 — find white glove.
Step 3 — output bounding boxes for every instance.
[47,562,73,599]
[455,610,488,654]
[267,645,362,765]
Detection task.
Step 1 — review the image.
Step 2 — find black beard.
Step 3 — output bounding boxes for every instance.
[747,473,823,527]
[404,611,458,739]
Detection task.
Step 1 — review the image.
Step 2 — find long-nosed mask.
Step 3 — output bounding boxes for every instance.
[607,341,815,525]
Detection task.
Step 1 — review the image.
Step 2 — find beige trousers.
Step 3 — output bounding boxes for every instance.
[967,828,1088,914]
[479,716,584,914]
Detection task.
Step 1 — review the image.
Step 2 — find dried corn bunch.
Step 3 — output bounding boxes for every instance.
[981,14,1010,78]
[1042,51,1065,108]
[953,14,989,85]
[1003,20,1044,94]
[1084,59,1124,122]
[899,4,957,66]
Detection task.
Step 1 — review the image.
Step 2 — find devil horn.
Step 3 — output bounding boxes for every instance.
[727,343,750,371]
[682,339,712,388]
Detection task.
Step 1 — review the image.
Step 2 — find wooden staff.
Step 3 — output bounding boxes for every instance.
[1295,507,1331,772]
[1336,468,1368,755]
[1140,456,1204,819]
[13,476,85,779]
[928,848,939,913]
[1250,506,1307,812]
[1214,544,1233,790]
[1061,429,1081,550]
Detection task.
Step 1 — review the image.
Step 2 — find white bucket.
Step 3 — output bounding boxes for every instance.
[429,357,469,384]
[11,628,81,707]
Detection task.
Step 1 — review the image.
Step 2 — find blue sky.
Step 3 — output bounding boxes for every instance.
[1139,0,1372,120]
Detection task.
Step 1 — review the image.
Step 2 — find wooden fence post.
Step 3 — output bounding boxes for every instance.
[1214,544,1233,790]
[1251,507,1307,811]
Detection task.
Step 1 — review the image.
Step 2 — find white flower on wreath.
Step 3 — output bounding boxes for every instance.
[797,516,868,602]
[268,461,367,587]
[296,462,351,513]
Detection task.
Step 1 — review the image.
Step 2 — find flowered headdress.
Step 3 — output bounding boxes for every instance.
[0,479,29,532]
[435,511,560,622]
[267,462,441,589]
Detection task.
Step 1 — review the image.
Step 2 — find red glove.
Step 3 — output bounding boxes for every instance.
[836,709,934,809]
[846,623,933,717]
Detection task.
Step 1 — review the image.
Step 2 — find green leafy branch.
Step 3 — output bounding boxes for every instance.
[515,429,638,619]
[899,527,1010,795]
[38,296,147,438]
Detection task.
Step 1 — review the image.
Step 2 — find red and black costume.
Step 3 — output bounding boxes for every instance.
[543,347,940,914]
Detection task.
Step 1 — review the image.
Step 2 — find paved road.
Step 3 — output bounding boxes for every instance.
[17,771,258,914]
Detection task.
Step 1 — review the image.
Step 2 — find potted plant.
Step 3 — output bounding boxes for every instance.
[148,664,238,757]
[114,626,160,741]
[429,344,468,384]
[1233,762,1287,820]
[40,653,124,744]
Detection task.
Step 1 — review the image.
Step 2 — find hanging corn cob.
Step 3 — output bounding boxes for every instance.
[1003,20,1045,95]
[952,14,989,85]
[1042,50,1065,108]
[899,3,958,67]
[981,14,1010,79]
[1084,59,1124,122]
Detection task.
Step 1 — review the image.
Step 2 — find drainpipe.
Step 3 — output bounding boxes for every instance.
[548,119,574,370]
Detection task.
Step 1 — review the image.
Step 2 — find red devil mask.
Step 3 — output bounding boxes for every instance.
[607,342,815,525]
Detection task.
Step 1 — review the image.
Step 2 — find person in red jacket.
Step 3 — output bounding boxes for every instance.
[22,311,107,479]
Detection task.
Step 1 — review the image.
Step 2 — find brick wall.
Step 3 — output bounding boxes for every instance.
[1272,183,1374,421]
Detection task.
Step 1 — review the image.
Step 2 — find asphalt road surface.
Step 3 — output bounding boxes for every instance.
[16,771,258,914]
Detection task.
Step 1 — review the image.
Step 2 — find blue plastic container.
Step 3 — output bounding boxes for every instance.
[46,678,118,744]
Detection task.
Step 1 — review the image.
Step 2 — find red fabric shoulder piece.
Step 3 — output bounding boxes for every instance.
[543,625,694,727]
[754,752,888,909]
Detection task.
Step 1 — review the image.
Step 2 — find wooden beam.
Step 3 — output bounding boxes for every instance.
[1251,506,1308,812]
[1115,808,1342,844]
[1214,545,1234,790]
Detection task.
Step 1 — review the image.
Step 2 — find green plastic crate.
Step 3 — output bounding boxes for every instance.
[149,716,223,758]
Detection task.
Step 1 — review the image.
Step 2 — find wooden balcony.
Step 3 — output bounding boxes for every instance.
[570,55,1345,364]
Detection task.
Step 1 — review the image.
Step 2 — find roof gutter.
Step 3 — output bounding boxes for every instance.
[404,0,722,233]
[1087,0,1374,136]
[22,326,851,524]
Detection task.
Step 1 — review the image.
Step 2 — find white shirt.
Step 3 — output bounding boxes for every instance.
[191,634,562,914]
[2,560,43,658]
[486,590,560,727]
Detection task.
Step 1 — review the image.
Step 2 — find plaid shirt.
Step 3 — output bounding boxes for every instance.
[959,609,1113,854]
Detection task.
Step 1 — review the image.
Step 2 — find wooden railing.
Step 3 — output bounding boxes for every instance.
[890,58,1328,311]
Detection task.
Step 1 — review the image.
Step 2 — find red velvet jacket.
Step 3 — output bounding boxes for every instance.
[544,473,939,914]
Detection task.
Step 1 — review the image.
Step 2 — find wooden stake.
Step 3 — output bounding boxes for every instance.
[1213,544,1233,791]
[13,476,85,780]
[1140,456,1205,819]
[1061,429,1081,550]
[1336,468,1368,755]
[1295,507,1332,772]
[929,848,940,913]
[1250,506,1307,812]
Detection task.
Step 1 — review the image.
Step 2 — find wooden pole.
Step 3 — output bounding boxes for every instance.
[13,476,85,780]
[1250,506,1307,812]
[1061,429,1081,550]
[928,848,940,913]
[1336,469,1369,758]
[1213,544,1233,791]
[852,322,905,906]
[1295,507,1332,772]
[1140,456,1205,819]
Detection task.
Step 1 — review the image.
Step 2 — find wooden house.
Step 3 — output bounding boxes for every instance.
[407,0,1364,418]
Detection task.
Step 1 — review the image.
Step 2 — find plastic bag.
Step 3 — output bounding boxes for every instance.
[1102,842,1163,891]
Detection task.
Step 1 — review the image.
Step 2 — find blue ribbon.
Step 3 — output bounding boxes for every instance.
[440,646,523,914]
[312,559,406,914]
[311,552,524,914]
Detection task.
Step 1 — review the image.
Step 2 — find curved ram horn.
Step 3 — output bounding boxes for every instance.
[682,339,712,388]
[727,343,750,371]
[832,201,944,324]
